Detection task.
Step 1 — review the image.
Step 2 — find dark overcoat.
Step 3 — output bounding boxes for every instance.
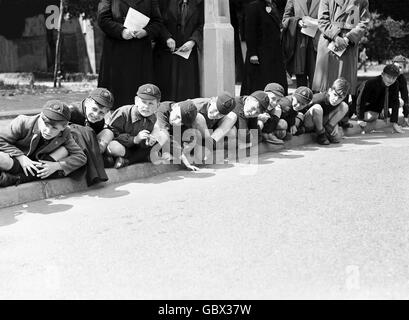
[97,0,163,109]
[153,0,204,102]
[282,0,320,75]
[240,0,288,96]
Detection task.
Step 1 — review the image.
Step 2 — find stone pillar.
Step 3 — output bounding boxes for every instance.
[202,0,235,97]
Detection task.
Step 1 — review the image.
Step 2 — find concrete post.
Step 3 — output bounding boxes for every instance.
[202,0,235,97]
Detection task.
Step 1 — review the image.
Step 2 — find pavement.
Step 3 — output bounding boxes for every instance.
[1,129,409,299]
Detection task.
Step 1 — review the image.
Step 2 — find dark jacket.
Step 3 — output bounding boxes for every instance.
[278,96,299,129]
[0,115,87,175]
[153,0,204,101]
[97,0,163,109]
[240,0,288,95]
[356,76,400,123]
[109,105,157,148]
[310,92,339,115]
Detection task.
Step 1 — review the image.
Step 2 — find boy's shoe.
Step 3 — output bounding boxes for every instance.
[0,171,20,188]
[392,123,404,134]
[264,135,284,145]
[327,134,341,144]
[114,157,130,169]
[317,132,330,145]
[103,155,115,168]
[340,122,353,129]
[294,126,305,136]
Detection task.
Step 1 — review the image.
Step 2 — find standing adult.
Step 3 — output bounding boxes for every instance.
[282,0,321,88]
[240,0,288,96]
[153,0,204,102]
[312,0,370,95]
[97,0,163,110]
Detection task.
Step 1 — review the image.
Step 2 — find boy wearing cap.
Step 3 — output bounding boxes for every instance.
[105,84,161,169]
[67,88,115,185]
[153,99,202,171]
[392,55,409,127]
[0,100,87,187]
[270,86,314,139]
[303,78,350,145]
[192,92,238,151]
[356,64,404,134]
[259,83,288,145]
[233,91,270,149]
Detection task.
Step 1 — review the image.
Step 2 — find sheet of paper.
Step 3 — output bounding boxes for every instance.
[328,42,346,57]
[301,25,318,38]
[124,7,150,31]
[173,47,192,60]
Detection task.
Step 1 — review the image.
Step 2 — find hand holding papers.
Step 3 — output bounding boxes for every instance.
[124,7,150,32]
[328,41,346,57]
[173,47,193,59]
[300,16,318,38]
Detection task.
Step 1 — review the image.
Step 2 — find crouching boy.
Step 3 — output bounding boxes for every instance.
[192,92,237,153]
[266,86,313,139]
[0,101,87,187]
[356,64,403,134]
[233,90,270,149]
[105,84,160,169]
[68,87,115,185]
[152,99,202,171]
[303,78,351,145]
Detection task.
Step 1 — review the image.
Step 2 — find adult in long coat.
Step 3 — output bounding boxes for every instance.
[240,0,288,96]
[97,0,163,110]
[282,0,320,88]
[312,0,370,95]
[153,0,204,102]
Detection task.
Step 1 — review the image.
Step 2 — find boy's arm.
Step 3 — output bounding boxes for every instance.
[97,0,125,40]
[356,81,369,120]
[345,0,370,46]
[389,83,401,123]
[109,109,136,148]
[58,132,87,175]
[0,116,27,157]
[399,75,409,109]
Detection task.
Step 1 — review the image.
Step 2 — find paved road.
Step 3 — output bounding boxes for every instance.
[1,131,409,299]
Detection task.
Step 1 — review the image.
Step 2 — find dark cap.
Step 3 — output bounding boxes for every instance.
[137,84,161,100]
[42,100,71,122]
[250,90,270,112]
[179,100,197,126]
[293,86,313,105]
[383,64,400,77]
[89,88,114,109]
[216,92,236,115]
[264,83,285,98]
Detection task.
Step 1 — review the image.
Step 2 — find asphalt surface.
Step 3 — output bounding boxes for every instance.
[1,130,409,299]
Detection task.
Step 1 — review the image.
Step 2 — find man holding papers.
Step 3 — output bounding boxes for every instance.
[153,0,204,102]
[97,0,163,110]
[282,0,321,88]
[312,0,370,96]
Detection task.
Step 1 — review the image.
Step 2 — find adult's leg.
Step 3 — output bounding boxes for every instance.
[296,74,308,87]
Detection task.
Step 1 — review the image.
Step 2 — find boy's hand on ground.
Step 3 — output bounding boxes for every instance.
[290,125,298,135]
[134,29,148,39]
[166,38,176,52]
[133,130,151,145]
[186,164,200,172]
[179,40,195,52]
[250,56,260,64]
[122,28,135,40]
[16,155,41,177]
[36,161,62,179]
